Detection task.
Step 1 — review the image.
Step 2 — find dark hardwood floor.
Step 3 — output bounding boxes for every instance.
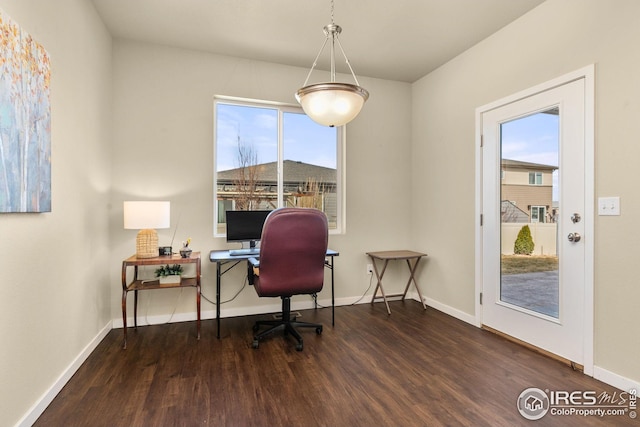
[34,301,636,427]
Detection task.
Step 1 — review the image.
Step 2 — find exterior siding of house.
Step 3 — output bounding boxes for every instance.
[501,159,556,222]
[501,184,553,216]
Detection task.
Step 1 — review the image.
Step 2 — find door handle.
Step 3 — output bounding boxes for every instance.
[568,232,581,242]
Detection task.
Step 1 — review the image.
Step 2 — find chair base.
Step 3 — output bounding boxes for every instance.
[252,297,323,351]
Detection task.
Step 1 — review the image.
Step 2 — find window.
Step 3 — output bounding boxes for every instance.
[528,172,542,185]
[213,97,343,236]
[531,205,546,223]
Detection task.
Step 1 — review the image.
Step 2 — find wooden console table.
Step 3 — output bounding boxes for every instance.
[366,250,427,315]
[121,252,201,349]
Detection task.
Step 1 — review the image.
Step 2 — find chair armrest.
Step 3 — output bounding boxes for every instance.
[248,257,260,268]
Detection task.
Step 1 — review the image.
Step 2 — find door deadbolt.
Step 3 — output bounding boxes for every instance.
[568,232,581,242]
[571,213,581,223]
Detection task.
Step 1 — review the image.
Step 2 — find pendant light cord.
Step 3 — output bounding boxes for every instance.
[330,0,335,25]
[299,0,362,88]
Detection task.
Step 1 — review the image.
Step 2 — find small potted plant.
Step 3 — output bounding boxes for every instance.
[155,264,183,284]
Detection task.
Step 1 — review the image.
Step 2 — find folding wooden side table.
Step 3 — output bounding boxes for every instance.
[366,250,428,314]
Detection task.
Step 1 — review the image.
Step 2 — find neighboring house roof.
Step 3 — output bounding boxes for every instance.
[502,158,557,171]
[501,200,530,222]
[217,160,337,184]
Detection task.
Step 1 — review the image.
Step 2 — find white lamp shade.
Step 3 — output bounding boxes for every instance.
[296,82,369,127]
[123,201,170,230]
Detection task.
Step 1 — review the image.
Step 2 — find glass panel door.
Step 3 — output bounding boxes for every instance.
[480,71,592,366]
[500,109,559,318]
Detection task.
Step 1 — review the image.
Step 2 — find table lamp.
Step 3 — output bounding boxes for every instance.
[123,201,170,258]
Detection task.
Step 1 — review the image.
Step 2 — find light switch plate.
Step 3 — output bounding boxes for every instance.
[598,197,620,216]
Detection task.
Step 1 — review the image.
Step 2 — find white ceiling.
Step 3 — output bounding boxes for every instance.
[91,0,544,83]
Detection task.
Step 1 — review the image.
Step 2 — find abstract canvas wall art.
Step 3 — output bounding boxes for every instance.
[0,8,51,213]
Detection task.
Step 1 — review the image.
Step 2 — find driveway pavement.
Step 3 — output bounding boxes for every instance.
[500,270,559,318]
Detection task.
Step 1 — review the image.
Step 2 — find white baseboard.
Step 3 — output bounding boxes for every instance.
[593,366,640,393]
[112,290,445,329]
[113,311,202,328]
[15,321,112,427]
[410,293,476,325]
[112,295,335,328]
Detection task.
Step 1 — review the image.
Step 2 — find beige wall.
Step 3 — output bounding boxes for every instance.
[109,41,413,325]
[4,0,640,424]
[412,0,640,385]
[0,0,112,426]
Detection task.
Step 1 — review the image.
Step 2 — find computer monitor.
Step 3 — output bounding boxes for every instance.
[225,210,271,248]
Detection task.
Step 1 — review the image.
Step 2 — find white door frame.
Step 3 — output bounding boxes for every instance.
[474,65,595,376]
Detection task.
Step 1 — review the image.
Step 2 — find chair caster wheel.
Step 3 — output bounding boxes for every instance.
[296,342,303,351]
[316,326,323,335]
[252,340,259,349]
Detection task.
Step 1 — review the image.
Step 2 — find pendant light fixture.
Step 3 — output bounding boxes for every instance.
[295,0,369,127]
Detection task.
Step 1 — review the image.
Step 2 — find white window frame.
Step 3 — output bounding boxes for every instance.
[213,95,346,236]
[529,171,543,185]
[530,205,546,223]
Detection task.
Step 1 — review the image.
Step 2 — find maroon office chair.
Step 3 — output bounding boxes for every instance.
[247,207,328,351]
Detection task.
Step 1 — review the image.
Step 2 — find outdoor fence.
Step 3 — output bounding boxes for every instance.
[501,222,557,256]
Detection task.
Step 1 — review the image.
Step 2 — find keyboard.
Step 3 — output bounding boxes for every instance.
[229,248,260,256]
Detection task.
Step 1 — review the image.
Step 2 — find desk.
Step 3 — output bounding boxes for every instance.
[366,250,427,315]
[121,252,201,349]
[209,249,339,338]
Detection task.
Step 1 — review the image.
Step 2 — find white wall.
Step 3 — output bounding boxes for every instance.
[110,41,413,327]
[412,0,640,385]
[0,0,113,426]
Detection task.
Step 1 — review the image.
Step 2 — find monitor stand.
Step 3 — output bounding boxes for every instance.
[229,240,259,256]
